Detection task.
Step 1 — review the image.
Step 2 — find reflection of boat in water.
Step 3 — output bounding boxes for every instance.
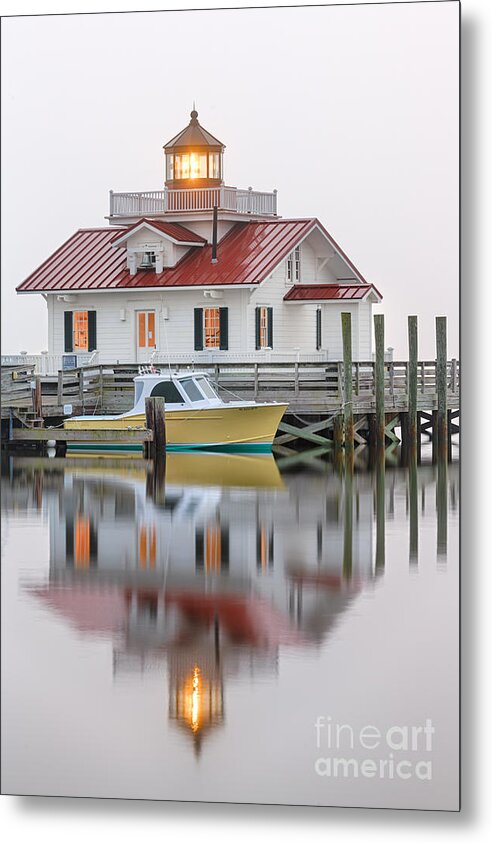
[165,451,284,489]
[64,370,287,453]
[43,451,284,490]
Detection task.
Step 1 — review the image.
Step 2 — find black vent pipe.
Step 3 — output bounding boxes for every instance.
[211,205,218,264]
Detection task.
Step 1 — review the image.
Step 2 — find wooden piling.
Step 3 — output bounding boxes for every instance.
[333,414,344,449]
[436,316,448,459]
[374,314,385,451]
[407,315,418,455]
[333,415,344,473]
[32,375,42,419]
[145,396,166,459]
[341,312,354,452]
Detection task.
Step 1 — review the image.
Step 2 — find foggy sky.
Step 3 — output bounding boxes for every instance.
[1,1,459,358]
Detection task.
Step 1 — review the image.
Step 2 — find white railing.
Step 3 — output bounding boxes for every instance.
[1,351,98,375]
[109,186,278,217]
[149,350,329,365]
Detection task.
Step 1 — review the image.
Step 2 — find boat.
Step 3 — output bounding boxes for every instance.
[64,369,287,453]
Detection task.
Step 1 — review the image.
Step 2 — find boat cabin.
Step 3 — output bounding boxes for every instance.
[130,370,223,415]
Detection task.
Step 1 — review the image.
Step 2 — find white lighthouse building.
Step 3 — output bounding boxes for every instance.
[17,110,382,366]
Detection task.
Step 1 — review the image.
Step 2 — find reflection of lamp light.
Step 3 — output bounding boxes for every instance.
[169,657,224,754]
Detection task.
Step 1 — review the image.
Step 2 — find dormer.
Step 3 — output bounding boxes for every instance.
[111,219,206,275]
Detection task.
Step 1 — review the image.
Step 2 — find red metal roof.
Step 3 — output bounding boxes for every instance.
[16,218,376,295]
[17,218,319,293]
[113,218,206,245]
[284,283,382,302]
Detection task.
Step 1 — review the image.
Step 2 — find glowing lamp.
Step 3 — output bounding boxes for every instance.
[163,110,225,189]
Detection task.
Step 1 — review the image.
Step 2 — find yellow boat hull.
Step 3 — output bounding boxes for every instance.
[64,403,287,452]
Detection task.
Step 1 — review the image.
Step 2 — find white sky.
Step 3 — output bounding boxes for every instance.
[1,1,459,358]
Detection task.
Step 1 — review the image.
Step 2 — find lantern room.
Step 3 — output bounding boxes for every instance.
[163,109,225,189]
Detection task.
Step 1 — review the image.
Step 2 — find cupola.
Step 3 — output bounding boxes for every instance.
[163,110,225,189]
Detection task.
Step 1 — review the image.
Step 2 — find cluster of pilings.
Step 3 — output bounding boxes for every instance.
[338,312,454,465]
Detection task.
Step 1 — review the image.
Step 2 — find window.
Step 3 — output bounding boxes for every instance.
[209,152,221,179]
[195,376,219,400]
[257,524,274,571]
[294,246,301,281]
[174,152,208,180]
[194,307,229,351]
[73,311,88,351]
[180,377,205,402]
[204,307,220,348]
[166,151,221,181]
[139,525,156,569]
[195,524,230,572]
[286,246,301,284]
[65,514,97,567]
[255,306,273,349]
[64,311,97,353]
[166,154,174,181]
[150,381,184,403]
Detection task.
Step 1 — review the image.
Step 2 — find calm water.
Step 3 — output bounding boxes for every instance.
[1,447,459,809]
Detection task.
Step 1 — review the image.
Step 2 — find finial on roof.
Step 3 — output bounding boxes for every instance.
[190,106,198,123]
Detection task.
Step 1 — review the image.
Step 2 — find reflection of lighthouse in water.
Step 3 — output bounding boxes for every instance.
[12,452,384,754]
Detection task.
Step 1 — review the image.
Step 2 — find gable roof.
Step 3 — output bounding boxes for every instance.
[111,218,206,247]
[284,283,382,303]
[16,218,372,294]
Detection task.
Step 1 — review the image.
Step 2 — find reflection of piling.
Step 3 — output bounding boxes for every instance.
[408,456,418,564]
[374,314,385,452]
[341,312,354,454]
[333,415,344,473]
[375,452,385,571]
[435,317,448,461]
[436,456,448,558]
[343,464,353,580]
[145,455,166,506]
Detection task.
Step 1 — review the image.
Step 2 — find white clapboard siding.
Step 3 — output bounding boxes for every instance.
[48,238,374,362]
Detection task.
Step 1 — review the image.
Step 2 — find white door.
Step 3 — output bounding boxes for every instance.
[136,310,156,363]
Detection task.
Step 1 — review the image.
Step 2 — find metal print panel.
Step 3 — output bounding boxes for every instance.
[1,1,459,811]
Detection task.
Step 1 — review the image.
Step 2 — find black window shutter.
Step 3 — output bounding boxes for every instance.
[316,309,322,350]
[255,307,261,350]
[194,308,203,350]
[220,526,229,571]
[88,311,97,351]
[219,307,229,350]
[195,528,204,570]
[89,521,98,567]
[64,311,73,353]
[267,307,273,348]
[65,515,74,564]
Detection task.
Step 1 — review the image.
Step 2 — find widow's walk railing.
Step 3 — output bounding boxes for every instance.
[109,186,278,218]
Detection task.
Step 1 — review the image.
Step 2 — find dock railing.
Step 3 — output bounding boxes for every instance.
[27,358,459,416]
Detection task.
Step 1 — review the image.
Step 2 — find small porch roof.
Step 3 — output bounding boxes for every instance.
[283,283,382,303]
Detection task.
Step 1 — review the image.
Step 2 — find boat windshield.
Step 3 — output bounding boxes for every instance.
[180,377,206,402]
[150,381,184,403]
[195,376,219,400]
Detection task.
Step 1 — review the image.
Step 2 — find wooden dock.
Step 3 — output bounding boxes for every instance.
[1,314,459,457]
